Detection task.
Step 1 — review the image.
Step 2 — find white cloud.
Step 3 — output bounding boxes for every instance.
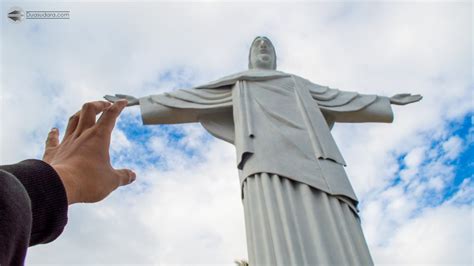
[442,135,463,160]
[404,147,426,168]
[371,200,473,265]
[111,128,132,152]
[1,1,472,265]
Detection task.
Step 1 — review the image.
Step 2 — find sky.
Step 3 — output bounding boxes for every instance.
[0,1,472,265]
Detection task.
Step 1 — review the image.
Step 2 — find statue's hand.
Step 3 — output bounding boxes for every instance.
[104,94,139,106]
[390,93,423,105]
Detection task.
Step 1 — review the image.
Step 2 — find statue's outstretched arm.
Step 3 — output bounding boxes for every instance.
[104,94,139,106]
[104,89,233,125]
[313,84,423,123]
[389,93,423,105]
[104,93,200,125]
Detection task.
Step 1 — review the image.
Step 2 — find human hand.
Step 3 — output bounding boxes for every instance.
[42,100,136,205]
[390,93,423,105]
[104,94,139,106]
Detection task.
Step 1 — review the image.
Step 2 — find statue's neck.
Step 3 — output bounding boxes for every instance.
[249,67,276,71]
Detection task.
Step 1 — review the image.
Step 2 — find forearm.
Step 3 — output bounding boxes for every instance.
[328,95,394,123]
[0,169,31,265]
[139,95,201,125]
[0,160,68,246]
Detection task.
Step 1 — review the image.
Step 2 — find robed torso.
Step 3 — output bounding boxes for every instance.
[139,69,393,204]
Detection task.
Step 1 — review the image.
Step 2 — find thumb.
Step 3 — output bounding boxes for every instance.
[115,168,136,187]
[46,128,60,148]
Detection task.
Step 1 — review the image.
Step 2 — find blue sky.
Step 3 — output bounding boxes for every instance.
[391,115,472,202]
[1,1,472,265]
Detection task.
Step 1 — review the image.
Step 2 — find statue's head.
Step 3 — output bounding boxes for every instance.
[248,36,277,70]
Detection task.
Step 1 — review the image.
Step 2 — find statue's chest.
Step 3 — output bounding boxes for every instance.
[243,77,300,112]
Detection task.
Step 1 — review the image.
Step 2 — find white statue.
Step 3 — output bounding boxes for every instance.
[106,36,421,265]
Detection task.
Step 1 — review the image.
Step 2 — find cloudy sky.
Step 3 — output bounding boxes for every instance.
[1,1,472,265]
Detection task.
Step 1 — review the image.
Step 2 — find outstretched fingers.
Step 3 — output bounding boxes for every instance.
[45,128,60,148]
[115,94,135,101]
[411,94,423,101]
[396,93,411,98]
[96,100,128,136]
[43,128,60,163]
[115,168,136,187]
[63,111,80,141]
[74,101,112,137]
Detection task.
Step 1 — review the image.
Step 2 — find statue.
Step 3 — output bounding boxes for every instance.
[105,36,421,265]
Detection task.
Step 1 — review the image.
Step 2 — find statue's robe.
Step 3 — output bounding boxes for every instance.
[139,69,393,265]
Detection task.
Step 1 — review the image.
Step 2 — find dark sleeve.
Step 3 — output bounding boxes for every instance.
[0,159,68,265]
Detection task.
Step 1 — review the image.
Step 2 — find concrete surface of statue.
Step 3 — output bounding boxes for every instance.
[105,36,422,266]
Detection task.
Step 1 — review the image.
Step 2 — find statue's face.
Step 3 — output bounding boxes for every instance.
[249,36,276,70]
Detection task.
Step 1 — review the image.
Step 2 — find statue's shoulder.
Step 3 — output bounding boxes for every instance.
[289,74,331,94]
[195,69,291,89]
[194,70,248,89]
